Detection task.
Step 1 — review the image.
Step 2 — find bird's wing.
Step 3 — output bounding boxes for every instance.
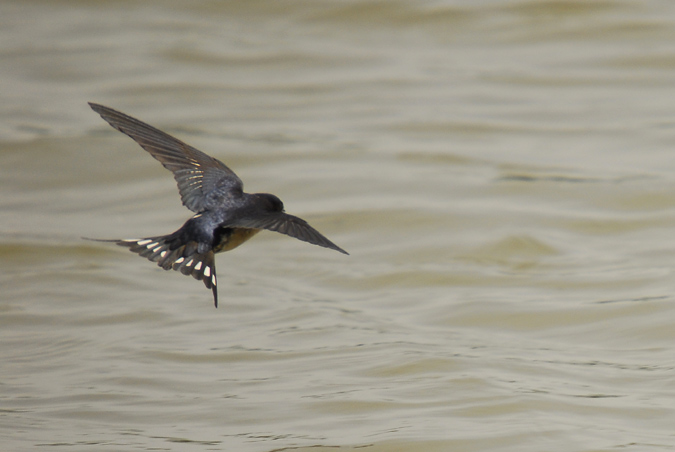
[232,212,348,255]
[90,103,243,213]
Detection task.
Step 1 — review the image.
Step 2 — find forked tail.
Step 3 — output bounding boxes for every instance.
[85,235,219,307]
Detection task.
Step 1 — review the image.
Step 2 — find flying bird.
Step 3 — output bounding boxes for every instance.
[88,103,348,307]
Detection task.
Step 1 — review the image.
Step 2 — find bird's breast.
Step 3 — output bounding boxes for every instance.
[213,227,261,253]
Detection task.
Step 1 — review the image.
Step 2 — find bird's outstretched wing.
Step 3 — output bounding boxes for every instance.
[232,213,349,255]
[89,103,243,213]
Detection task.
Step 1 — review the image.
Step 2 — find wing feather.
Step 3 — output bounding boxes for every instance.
[233,213,348,255]
[89,103,242,212]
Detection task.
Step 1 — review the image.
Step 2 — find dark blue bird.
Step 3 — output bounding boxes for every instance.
[88,103,348,307]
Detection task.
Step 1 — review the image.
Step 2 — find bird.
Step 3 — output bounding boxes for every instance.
[87,103,348,307]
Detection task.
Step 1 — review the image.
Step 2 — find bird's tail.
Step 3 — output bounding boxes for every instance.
[85,235,219,307]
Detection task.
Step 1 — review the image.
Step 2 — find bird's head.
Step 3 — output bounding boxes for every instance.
[255,193,285,213]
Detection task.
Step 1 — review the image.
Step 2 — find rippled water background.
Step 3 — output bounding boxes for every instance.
[4,1,675,451]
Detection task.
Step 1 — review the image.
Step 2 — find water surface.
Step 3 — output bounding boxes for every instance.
[3,1,675,451]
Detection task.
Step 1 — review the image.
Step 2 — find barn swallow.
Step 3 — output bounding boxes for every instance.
[87,103,348,307]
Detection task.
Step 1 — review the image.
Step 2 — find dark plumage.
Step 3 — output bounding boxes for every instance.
[87,103,347,307]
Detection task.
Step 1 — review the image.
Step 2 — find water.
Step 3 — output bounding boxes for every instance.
[3,1,675,451]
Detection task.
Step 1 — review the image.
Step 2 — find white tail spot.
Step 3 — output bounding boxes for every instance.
[136,239,152,246]
[146,242,158,249]
[175,257,185,264]
[152,245,163,253]
[160,250,167,258]
[194,262,202,271]
[212,275,217,287]
[185,259,194,267]
[204,267,211,277]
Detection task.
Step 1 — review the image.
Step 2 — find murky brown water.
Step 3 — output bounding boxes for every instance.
[4,1,675,451]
